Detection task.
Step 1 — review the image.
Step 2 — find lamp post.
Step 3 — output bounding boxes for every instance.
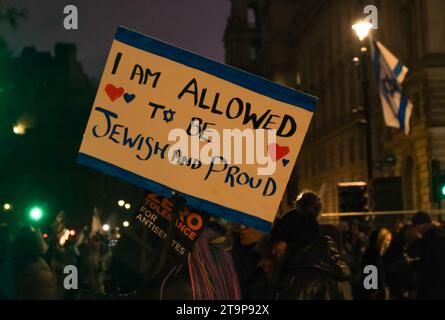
[352,22,374,185]
[352,21,374,211]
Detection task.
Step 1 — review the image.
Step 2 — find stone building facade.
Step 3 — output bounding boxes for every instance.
[225,0,445,214]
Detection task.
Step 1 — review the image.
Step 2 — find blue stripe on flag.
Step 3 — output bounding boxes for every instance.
[372,41,381,79]
[393,62,403,78]
[398,95,408,131]
[76,153,273,232]
[114,26,317,112]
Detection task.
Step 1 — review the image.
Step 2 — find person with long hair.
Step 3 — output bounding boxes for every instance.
[157,223,241,300]
[359,228,392,300]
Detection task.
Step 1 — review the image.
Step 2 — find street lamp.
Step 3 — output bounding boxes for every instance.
[2,203,12,212]
[118,200,125,207]
[352,20,374,209]
[124,203,131,210]
[352,21,373,41]
[13,123,26,135]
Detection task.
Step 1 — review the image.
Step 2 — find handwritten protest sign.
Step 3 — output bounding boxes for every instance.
[136,191,207,258]
[78,26,317,232]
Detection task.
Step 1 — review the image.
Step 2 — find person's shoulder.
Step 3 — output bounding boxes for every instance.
[425,226,445,241]
[433,228,445,246]
[27,258,53,275]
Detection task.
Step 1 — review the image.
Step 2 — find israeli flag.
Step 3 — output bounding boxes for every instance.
[372,40,413,135]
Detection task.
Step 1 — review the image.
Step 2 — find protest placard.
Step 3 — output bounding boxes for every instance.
[78,26,317,231]
[136,191,207,258]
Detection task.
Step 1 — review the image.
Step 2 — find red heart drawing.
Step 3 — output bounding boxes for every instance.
[268,143,290,162]
[105,84,124,101]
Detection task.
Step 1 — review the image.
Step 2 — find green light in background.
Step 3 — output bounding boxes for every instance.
[441,185,445,196]
[29,207,43,221]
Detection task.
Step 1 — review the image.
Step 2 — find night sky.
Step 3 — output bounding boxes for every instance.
[1,0,231,79]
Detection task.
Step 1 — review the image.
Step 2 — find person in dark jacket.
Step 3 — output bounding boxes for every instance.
[269,191,352,300]
[232,224,266,299]
[384,224,416,300]
[0,224,14,299]
[406,211,445,300]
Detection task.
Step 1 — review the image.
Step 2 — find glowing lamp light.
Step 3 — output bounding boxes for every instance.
[2,203,12,212]
[30,207,43,221]
[352,21,373,41]
[102,224,110,231]
[59,229,70,246]
[124,203,131,210]
[122,221,130,228]
[13,124,26,135]
[118,200,125,207]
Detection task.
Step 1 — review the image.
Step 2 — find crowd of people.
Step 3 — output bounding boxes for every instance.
[1,191,445,300]
[232,193,445,300]
[0,223,113,299]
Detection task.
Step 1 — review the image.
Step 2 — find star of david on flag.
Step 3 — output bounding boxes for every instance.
[372,40,413,135]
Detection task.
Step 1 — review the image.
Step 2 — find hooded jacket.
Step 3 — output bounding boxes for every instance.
[273,235,352,300]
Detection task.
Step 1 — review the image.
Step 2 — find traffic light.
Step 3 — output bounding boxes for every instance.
[433,174,445,202]
[441,182,445,198]
[29,206,44,221]
[431,159,445,202]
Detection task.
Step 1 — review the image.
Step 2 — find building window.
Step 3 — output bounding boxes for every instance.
[320,90,327,127]
[249,45,257,60]
[339,142,344,167]
[342,74,350,121]
[311,154,317,176]
[334,187,338,208]
[300,159,305,179]
[376,125,384,156]
[358,134,365,161]
[249,38,261,62]
[247,5,257,29]
[337,73,345,123]
[320,147,326,173]
[296,72,301,86]
[412,93,421,123]
[330,147,335,170]
[328,86,335,124]
[349,136,355,164]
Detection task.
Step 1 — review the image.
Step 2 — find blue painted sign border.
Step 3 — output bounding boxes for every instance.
[77,153,272,232]
[114,26,318,112]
